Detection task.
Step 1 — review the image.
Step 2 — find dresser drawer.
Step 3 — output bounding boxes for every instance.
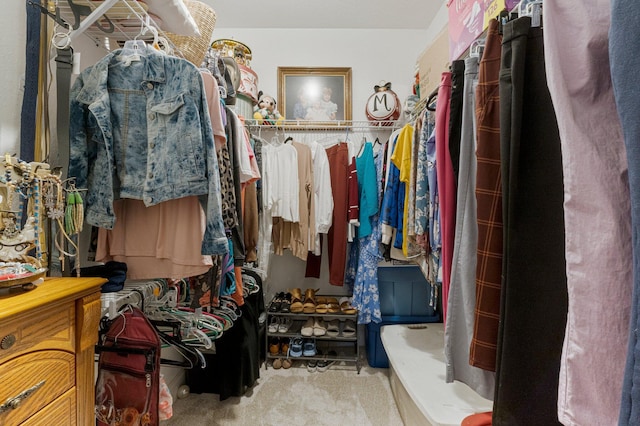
[0,350,75,426]
[21,388,76,426]
[0,302,74,363]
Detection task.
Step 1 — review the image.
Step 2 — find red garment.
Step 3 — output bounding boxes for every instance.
[461,412,492,426]
[326,144,349,286]
[436,71,456,328]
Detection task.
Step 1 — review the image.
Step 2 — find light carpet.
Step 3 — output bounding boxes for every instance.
[162,364,404,426]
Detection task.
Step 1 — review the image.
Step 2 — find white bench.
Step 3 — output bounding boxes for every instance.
[381,323,493,426]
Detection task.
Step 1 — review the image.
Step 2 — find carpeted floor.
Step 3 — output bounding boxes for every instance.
[162,363,404,425]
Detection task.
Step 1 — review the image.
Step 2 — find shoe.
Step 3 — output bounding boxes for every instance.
[306,359,317,372]
[280,292,292,313]
[289,288,304,313]
[281,339,289,355]
[339,296,357,315]
[269,292,284,312]
[342,319,356,337]
[278,317,293,333]
[289,337,303,357]
[326,319,340,337]
[282,358,292,369]
[302,338,316,357]
[313,318,326,336]
[301,317,314,337]
[326,297,341,313]
[303,288,318,314]
[315,296,328,314]
[269,337,281,356]
[317,350,337,372]
[268,316,280,333]
[273,358,283,369]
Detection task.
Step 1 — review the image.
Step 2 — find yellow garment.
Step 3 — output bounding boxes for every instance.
[390,124,414,257]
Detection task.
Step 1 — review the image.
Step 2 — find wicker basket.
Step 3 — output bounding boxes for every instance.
[165,0,217,66]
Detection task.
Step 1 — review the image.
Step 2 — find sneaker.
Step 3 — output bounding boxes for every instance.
[289,337,303,357]
[278,317,293,333]
[317,350,337,372]
[302,338,316,357]
[306,360,317,372]
[268,316,280,333]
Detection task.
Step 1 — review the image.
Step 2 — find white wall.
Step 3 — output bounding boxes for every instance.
[211,28,428,122]
[1,4,27,157]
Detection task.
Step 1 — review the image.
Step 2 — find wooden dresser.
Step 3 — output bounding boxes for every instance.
[0,277,105,426]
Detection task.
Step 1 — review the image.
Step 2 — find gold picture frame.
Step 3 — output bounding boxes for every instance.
[278,67,352,123]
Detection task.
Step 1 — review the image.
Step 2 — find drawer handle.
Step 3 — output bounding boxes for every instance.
[0,335,15,350]
[0,380,45,414]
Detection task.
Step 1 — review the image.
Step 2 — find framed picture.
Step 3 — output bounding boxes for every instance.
[278,67,352,123]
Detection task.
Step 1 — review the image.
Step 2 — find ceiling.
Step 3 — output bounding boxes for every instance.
[201,0,446,30]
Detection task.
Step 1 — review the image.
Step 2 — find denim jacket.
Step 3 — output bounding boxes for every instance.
[69,46,228,255]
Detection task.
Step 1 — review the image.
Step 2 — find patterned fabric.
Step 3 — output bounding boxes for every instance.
[351,152,384,324]
[415,112,432,245]
[69,47,227,255]
[427,125,441,286]
[470,19,503,372]
[217,142,238,230]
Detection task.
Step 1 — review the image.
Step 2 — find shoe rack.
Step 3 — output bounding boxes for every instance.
[265,295,361,374]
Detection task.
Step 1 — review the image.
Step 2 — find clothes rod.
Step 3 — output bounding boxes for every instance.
[245,119,401,130]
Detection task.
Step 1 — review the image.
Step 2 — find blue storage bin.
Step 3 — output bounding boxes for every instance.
[366,314,440,368]
[378,266,437,317]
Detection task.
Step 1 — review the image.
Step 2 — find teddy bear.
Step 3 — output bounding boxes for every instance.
[253,92,284,125]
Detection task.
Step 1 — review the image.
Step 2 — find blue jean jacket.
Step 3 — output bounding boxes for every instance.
[69,46,228,255]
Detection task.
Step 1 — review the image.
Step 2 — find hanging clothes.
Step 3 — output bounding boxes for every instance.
[544,2,632,425]
[272,141,315,261]
[200,69,227,151]
[448,59,465,183]
[351,143,384,324]
[611,1,640,422]
[390,124,414,257]
[309,141,333,255]
[95,197,212,280]
[225,109,247,265]
[492,16,566,426]
[68,45,228,256]
[470,18,503,372]
[435,71,455,328]
[356,142,378,239]
[444,54,496,401]
[381,133,404,253]
[326,143,350,286]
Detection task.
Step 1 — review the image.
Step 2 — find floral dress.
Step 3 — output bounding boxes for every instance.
[350,149,384,324]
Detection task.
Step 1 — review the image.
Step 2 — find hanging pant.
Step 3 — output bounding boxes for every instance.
[610,1,640,424]
[326,144,350,286]
[445,55,495,400]
[544,2,632,425]
[448,59,465,184]
[470,18,503,372]
[492,17,566,426]
[436,72,455,328]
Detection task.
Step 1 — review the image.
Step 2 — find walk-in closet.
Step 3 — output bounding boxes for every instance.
[2,1,639,425]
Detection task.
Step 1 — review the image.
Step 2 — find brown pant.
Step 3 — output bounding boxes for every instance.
[325,143,349,286]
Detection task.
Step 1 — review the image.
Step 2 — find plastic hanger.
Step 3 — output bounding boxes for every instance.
[470,39,485,59]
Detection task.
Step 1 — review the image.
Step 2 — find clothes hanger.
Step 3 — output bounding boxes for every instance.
[426,86,439,112]
[469,38,485,59]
